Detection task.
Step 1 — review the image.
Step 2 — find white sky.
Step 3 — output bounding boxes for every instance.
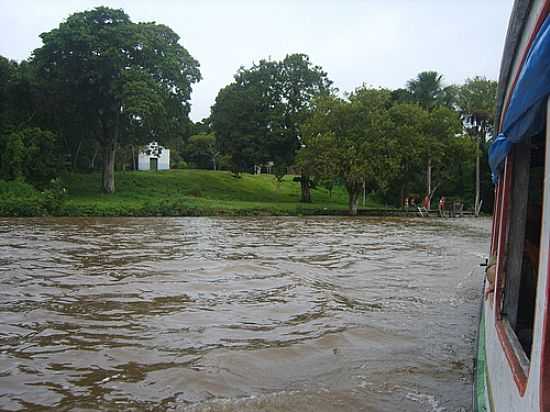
[0,0,514,122]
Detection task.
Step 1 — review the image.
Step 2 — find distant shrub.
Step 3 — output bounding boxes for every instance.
[0,177,67,216]
[40,178,67,214]
[174,160,189,169]
[0,128,59,183]
[0,178,38,198]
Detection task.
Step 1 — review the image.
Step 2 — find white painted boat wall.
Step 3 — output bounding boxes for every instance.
[138,147,170,171]
[484,2,550,408]
[484,98,550,411]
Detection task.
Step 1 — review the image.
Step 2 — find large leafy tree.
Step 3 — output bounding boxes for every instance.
[183,132,220,170]
[211,54,331,193]
[1,128,59,182]
[0,56,59,182]
[212,60,283,175]
[386,103,430,205]
[32,7,201,193]
[406,71,460,202]
[423,106,464,199]
[301,88,399,215]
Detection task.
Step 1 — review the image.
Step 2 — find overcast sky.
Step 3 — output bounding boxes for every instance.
[0,0,513,122]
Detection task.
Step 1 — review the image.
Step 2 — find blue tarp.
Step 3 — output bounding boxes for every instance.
[489,14,550,182]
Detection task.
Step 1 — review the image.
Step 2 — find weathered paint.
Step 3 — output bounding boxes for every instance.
[475,309,488,412]
[484,98,550,411]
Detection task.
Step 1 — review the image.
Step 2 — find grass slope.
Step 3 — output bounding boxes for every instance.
[41,169,379,216]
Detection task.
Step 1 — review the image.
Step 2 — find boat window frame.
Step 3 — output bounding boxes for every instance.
[493,154,529,395]
[491,97,550,396]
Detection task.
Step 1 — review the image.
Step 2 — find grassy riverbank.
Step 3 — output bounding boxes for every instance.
[0,170,383,217]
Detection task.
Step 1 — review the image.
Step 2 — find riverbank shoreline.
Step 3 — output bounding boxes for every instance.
[0,170,477,218]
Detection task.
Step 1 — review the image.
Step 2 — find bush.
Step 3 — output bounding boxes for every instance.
[40,178,67,214]
[0,128,59,183]
[0,178,67,216]
[174,160,188,169]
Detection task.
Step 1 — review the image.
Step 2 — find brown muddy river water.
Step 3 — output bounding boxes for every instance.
[0,217,490,412]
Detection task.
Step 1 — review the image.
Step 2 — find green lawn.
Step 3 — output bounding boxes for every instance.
[0,170,380,216]
[0,169,382,216]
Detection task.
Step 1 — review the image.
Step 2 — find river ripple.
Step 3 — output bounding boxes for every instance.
[0,216,490,411]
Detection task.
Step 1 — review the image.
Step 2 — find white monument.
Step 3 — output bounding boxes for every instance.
[138,142,170,171]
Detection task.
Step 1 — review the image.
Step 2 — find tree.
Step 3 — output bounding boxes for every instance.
[183,133,220,170]
[301,88,399,215]
[32,7,201,193]
[407,71,458,201]
[211,60,283,176]
[386,103,430,206]
[423,106,463,200]
[0,128,59,182]
[407,71,456,111]
[0,56,17,132]
[211,53,331,191]
[458,76,497,215]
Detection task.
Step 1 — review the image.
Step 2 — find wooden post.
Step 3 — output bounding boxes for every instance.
[475,134,481,216]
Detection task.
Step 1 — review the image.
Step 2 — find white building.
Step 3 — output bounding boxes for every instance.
[138,142,170,171]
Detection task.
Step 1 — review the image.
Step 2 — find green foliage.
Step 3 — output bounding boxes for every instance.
[40,178,68,213]
[300,83,468,213]
[211,54,331,176]
[0,128,59,182]
[458,76,498,122]
[1,131,25,179]
[0,169,381,217]
[300,88,402,214]
[174,160,189,169]
[406,71,456,110]
[31,6,201,193]
[183,133,220,169]
[0,178,66,216]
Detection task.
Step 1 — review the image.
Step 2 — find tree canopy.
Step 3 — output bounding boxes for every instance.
[211,54,332,178]
[0,7,498,215]
[299,85,464,214]
[31,6,201,193]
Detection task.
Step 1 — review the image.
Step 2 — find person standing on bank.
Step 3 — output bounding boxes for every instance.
[438,196,446,217]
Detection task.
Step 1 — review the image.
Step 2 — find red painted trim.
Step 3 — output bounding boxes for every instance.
[492,155,531,395]
[541,239,550,412]
[499,3,550,132]
[496,319,529,395]
[492,182,504,255]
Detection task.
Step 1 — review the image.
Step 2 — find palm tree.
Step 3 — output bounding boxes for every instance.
[457,76,497,216]
[407,71,444,111]
[407,71,457,202]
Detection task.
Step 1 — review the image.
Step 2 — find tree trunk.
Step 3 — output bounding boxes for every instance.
[72,140,82,170]
[300,175,311,203]
[131,144,136,171]
[346,181,361,216]
[362,178,366,207]
[427,157,432,198]
[100,110,120,194]
[348,191,359,216]
[474,136,481,216]
[102,142,116,194]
